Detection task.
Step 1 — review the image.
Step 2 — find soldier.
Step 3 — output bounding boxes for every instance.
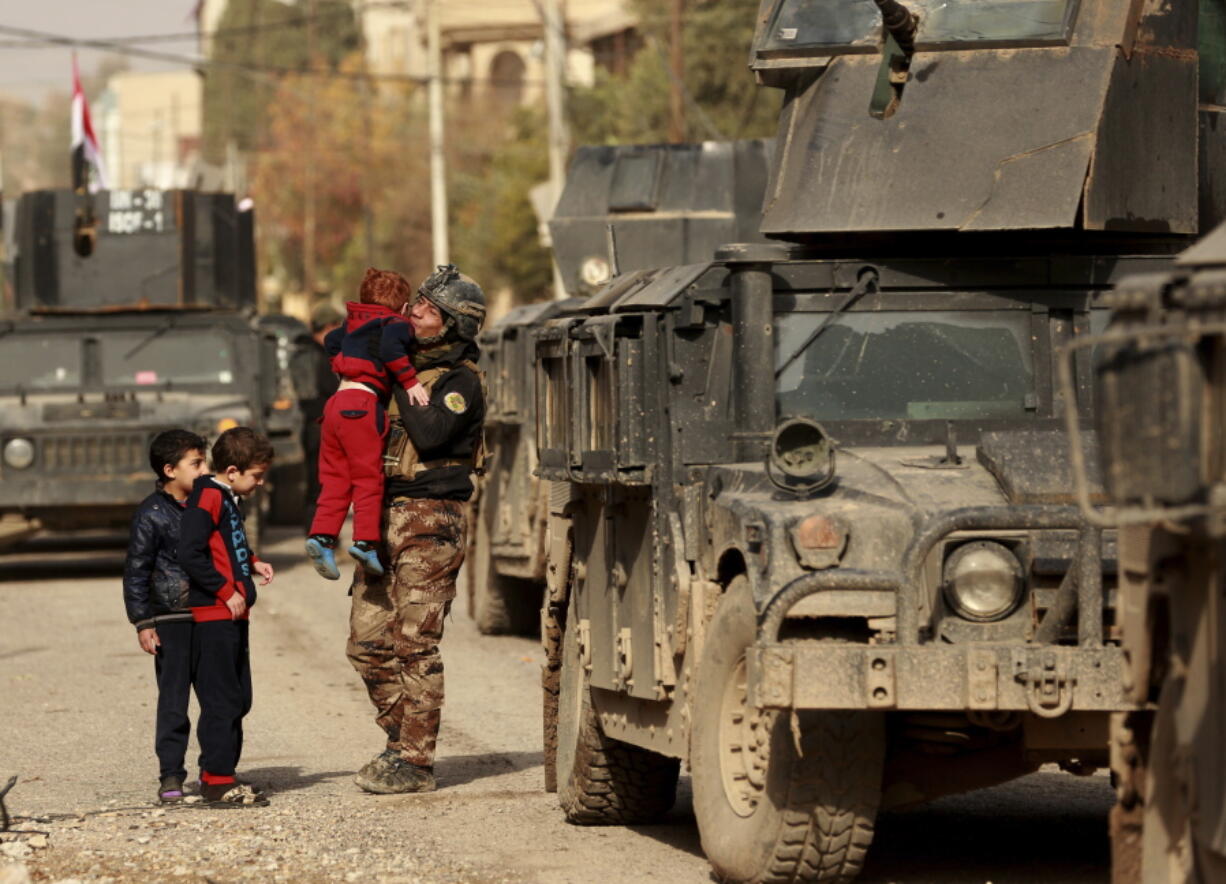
[346,265,486,794]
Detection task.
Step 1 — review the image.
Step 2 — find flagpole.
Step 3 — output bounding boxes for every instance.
[427,0,448,267]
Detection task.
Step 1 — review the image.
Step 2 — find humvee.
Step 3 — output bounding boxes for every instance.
[469,140,773,634]
[0,188,276,552]
[521,0,1226,881]
[1068,220,1226,882]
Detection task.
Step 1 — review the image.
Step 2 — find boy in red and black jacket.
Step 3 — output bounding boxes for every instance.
[306,268,427,581]
[178,427,275,808]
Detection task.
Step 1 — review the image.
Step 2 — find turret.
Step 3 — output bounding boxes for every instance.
[11,189,256,314]
[749,0,1223,239]
[548,140,773,295]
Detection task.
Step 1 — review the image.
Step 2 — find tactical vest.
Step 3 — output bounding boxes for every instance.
[383,359,486,479]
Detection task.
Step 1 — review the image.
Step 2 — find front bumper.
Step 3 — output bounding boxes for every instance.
[748,643,1133,715]
[748,505,1136,716]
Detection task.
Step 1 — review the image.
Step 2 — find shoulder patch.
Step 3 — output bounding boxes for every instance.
[443,391,468,414]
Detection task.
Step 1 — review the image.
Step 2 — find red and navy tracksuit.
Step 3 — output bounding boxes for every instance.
[309,301,418,542]
[178,476,262,786]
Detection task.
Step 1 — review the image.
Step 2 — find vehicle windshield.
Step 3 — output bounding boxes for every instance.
[103,330,238,387]
[0,336,82,390]
[775,310,1034,421]
[760,0,1077,54]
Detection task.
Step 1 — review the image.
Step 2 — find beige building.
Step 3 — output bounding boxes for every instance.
[371,0,636,100]
[98,70,203,190]
[199,1,636,99]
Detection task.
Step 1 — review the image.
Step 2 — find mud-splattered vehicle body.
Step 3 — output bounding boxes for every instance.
[1071,221,1226,882]
[532,0,1226,881]
[0,188,274,551]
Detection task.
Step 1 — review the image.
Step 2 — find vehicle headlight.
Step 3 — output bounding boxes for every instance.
[942,541,1023,622]
[3,437,35,470]
[580,256,611,288]
[216,418,240,433]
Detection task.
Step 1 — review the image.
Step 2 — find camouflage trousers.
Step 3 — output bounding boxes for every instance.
[346,498,467,768]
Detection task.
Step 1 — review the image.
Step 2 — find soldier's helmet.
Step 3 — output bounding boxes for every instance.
[416,264,486,342]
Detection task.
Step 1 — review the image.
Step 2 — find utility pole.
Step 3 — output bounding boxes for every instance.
[303,0,318,299]
[541,0,569,299]
[669,0,686,144]
[427,0,449,267]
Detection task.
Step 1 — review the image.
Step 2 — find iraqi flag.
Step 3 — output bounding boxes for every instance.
[71,53,109,192]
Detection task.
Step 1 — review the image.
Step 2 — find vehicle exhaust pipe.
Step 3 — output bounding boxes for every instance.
[718,243,790,461]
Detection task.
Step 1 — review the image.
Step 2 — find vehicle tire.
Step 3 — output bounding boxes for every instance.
[470,499,541,635]
[474,574,541,635]
[268,462,306,525]
[691,576,885,884]
[542,599,565,793]
[556,599,680,824]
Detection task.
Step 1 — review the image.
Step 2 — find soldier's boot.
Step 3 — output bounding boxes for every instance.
[354,757,436,794]
[305,535,340,580]
[348,541,385,578]
[354,749,398,784]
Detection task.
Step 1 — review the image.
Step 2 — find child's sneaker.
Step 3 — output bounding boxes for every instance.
[157,775,186,804]
[198,782,269,808]
[348,541,385,577]
[306,535,340,580]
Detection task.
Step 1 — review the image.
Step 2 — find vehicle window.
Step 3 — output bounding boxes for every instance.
[776,310,1034,421]
[102,331,237,387]
[0,337,81,389]
[760,0,1077,54]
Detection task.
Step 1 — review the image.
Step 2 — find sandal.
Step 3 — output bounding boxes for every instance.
[158,775,186,804]
[198,782,269,809]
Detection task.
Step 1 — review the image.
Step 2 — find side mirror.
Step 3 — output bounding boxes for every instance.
[767,417,837,495]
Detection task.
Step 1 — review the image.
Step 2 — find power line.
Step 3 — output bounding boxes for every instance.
[0,2,411,49]
[0,23,550,88]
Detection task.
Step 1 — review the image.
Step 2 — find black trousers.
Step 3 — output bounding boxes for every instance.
[302,420,323,534]
[191,620,252,778]
[152,620,194,780]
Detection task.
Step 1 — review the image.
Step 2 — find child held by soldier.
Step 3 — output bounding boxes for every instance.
[122,429,211,804]
[305,267,427,580]
[178,427,275,808]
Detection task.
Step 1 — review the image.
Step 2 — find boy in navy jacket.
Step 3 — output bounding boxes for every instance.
[123,429,209,803]
[306,268,427,580]
[179,427,275,808]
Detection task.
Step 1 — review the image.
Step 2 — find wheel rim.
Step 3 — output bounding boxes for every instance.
[717,653,773,818]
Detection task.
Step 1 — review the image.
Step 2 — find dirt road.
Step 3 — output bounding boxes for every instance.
[1,526,1114,883]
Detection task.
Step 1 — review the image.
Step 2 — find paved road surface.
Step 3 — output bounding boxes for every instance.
[0,526,1114,882]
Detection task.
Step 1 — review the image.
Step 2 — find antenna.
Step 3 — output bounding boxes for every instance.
[605,223,621,278]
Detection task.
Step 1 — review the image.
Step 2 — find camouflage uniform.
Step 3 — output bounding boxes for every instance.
[347,498,467,768]
[346,265,486,785]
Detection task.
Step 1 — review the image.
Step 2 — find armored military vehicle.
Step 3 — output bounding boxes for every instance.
[1066,221,1226,883]
[0,188,276,552]
[512,1,1226,882]
[255,313,310,524]
[468,140,774,634]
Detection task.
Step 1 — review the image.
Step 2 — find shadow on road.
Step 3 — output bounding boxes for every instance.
[437,751,544,788]
[243,766,355,795]
[626,776,705,861]
[0,554,127,582]
[0,646,47,661]
[617,772,1111,881]
[861,774,1112,883]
